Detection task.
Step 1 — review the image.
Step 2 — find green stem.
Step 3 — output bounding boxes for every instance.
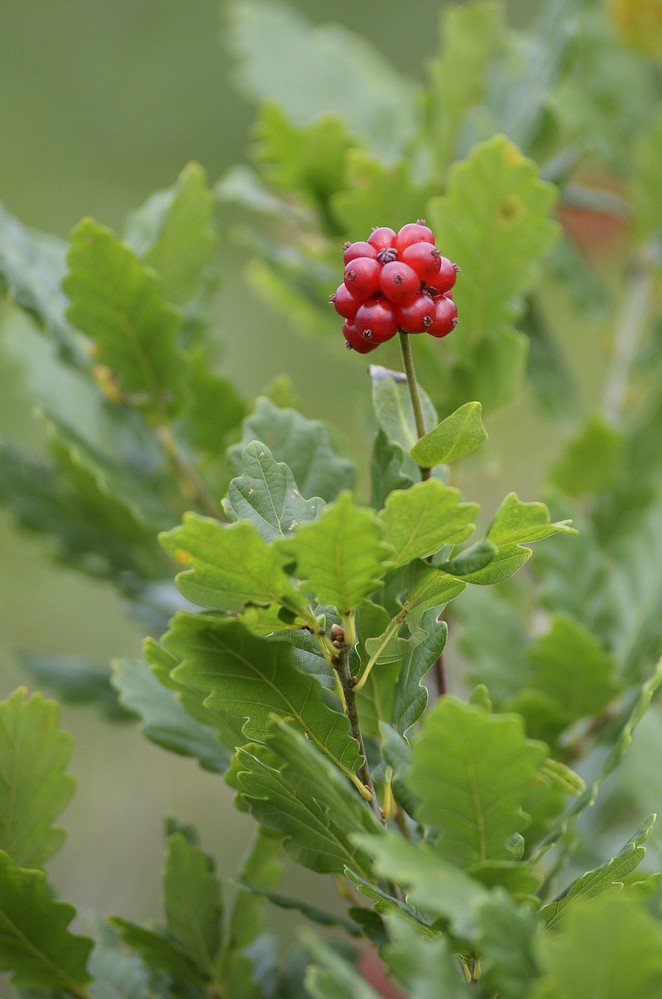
[398,332,430,481]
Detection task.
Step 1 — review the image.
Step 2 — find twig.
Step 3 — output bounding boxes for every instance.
[336,646,384,823]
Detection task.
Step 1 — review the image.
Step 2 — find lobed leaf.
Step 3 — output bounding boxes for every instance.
[163,830,222,974]
[224,440,324,541]
[165,614,362,777]
[382,914,474,999]
[428,134,559,349]
[0,851,93,990]
[109,918,207,985]
[370,365,438,455]
[475,892,540,999]
[408,697,548,868]
[17,651,129,722]
[378,478,478,568]
[391,609,448,736]
[370,428,414,509]
[0,690,75,869]
[282,491,392,613]
[229,721,382,877]
[227,398,354,502]
[160,513,306,616]
[409,402,487,468]
[63,218,185,416]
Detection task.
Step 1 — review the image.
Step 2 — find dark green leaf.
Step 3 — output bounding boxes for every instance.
[166,615,362,780]
[378,478,478,568]
[227,398,354,502]
[109,918,207,986]
[409,402,487,467]
[408,697,548,867]
[63,218,184,417]
[475,892,540,999]
[225,827,283,951]
[224,441,324,541]
[391,610,448,736]
[370,429,413,509]
[111,654,236,773]
[164,831,222,973]
[0,851,93,990]
[0,690,74,869]
[229,722,382,877]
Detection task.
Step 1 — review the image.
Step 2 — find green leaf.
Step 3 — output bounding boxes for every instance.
[304,933,384,999]
[224,827,283,951]
[550,414,624,497]
[391,610,448,736]
[534,895,662,999]
[382,914,474,999]
[541,816,655,930]
[398,561,467,635]
[370,428,413,509]
[166,615,362,779]
[226,0,419,162]
[0,690,74,869]
[531,660,662,862]
[109,918,207,985]
[229,721,382,877]
[16,651,130,721]
[633,110,662,239]
[458,588,529,703]
[63,218,184,416]
[111,656,235,773]
[428,135,559,347]
[378,478,478,568]
[227,398,354,502]
[513,613,618,735]
[0,202,81,361]
[331,152,436,237]
[0,850,93,990]
[475,892,540,999]
[83,913,151,999]
[282,491,392,613]
[127,162,218,308]
[160,514,306,616]
[458,492,575,585]
[164,831,222,974]
[409,402,487,467]
[355,831,487,938]
[370,365,438,454]
[224,441,324,541]
[427,1,505,168]
[181,352,246,456]
[408,697,548,868]
[440,324,528,414]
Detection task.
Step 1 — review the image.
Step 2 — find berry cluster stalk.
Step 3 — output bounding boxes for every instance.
[398,332,431,481]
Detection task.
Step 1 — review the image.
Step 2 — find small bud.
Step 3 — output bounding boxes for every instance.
[330,624,345,644]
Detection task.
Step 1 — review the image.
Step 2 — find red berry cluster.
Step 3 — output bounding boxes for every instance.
[330,221,458,354]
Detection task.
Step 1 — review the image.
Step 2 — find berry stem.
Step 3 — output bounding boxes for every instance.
[398,332,430,481]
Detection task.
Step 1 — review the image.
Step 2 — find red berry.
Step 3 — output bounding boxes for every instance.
[343,241,377,264]
[395,220,435,253]
[355,297,399,343]
[343,257,382,300]
[401,242,441,283]
[427,257,458,295]
[330,283,360,320]
[379,261,421,303]
[428,295,458,337]
[396,291,435,333]
[368,226,397,252]
[343,320,379,354]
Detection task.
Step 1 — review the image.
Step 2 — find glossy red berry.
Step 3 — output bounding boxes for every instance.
[330,283,360,320]
[427,256,458,295]
[396,291,435,333]
[428,295,458,337]
[379,261,421,303]
[354,297,399,343]
[401,242,442,283]
[395,221,435,253]
[343,257,381,300]
[343,320,379,353]
[343,240,377,264]
[368,226,397,252]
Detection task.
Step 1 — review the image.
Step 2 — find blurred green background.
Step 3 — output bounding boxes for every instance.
[0,0,565,941]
